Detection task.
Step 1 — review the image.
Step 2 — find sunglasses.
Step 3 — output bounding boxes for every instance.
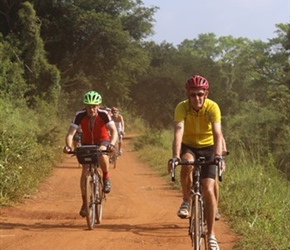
[85,105,98,109]
[189,92,205,98]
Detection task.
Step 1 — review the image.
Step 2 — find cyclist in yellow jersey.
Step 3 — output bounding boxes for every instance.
[168,75,226,250]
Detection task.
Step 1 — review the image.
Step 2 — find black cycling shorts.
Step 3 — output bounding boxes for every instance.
[180,144,216,180]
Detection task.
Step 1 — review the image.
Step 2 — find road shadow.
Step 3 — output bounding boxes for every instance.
[98,222,188,238]
[0,220,188,236]
[0,221,85,231]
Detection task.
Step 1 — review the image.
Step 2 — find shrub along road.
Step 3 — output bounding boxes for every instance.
[0,137,237,250]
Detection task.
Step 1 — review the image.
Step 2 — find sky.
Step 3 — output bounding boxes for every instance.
[142,0,290,45]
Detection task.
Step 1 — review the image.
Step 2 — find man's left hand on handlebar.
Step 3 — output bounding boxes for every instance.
[214,156,226,172]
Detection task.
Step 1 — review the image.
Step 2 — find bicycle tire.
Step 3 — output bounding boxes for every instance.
[113,149,117,169]
[85,173,96,230]
[109,148,118,169]
[95,172,104,224]
[191,195,206,250]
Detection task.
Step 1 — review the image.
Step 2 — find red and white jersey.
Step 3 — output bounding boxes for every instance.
[70,108,113,144]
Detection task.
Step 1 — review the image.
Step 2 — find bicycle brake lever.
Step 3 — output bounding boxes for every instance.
[218,161,223,182]
[171,162,176,182]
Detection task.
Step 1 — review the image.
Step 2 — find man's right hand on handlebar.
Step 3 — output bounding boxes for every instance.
[63,146,72,154]
[167,157,180,173]
[107,143,115,153]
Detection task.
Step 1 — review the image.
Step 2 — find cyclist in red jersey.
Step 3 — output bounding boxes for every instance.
[63,91,118,217]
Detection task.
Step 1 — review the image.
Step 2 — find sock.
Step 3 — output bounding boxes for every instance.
[103,171,109,180]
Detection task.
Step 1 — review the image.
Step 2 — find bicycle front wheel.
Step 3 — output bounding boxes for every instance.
[191,195,207,250]
[109,148,118,169]
[85,174,96,230]
[113,149,117,169]
[95,172,104,224]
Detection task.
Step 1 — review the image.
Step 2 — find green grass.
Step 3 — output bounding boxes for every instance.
[131,129,290,250]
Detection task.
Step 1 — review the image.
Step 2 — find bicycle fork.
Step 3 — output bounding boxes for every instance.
[188,191,202,235]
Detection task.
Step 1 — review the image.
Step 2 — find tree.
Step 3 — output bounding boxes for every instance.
[0,2,60,106]
[17,2,60,106]
[28,0,157,106]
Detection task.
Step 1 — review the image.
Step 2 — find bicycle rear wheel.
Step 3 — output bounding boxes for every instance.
[85,173,96,230]
[95,172,104,224]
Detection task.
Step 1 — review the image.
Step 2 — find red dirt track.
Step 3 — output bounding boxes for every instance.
[0,137,237,250]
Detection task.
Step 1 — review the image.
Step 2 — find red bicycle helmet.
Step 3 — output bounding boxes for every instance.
[185,75,209,90]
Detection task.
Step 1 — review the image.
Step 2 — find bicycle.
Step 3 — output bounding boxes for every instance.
[109,131,124,169]
[109,142,118,169]
[170,157,223,250]
[69,145,108,230]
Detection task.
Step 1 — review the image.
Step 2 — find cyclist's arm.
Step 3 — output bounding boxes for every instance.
[212,122,223,157]
[173,121,184,158]
[120,115,125,133]
[77,126,82,133]
[222,135,227,154]
[212,122,226,173]
[107,122,118,146]
[65,125,77,148]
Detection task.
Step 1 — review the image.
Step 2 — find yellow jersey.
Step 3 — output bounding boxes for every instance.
[174,98,221,148]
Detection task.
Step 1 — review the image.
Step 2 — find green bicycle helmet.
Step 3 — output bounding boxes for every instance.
[83,91,102,105]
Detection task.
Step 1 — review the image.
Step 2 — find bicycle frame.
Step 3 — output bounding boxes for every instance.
[190,161,207,250]
[69,145,108,229]
[171,157,221,250]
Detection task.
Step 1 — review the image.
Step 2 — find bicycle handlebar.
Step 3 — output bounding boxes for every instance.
[68,149,109,155]
[170,159,223,182]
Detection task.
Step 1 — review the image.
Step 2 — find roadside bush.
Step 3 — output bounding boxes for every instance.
[132,129,171,150]
[0,98,63,205]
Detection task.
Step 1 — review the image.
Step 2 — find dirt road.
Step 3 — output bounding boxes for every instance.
[0,137,237,250]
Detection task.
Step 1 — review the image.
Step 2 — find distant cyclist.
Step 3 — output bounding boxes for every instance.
[63,91,118,217]
[111,107,125,155]
[168,75,226,250]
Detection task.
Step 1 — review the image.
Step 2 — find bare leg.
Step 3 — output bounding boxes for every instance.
[180,152,194,202]
[202,178,217,235]
[214,175,219,202]
[180,165,192,202]
[80,165,88,196]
